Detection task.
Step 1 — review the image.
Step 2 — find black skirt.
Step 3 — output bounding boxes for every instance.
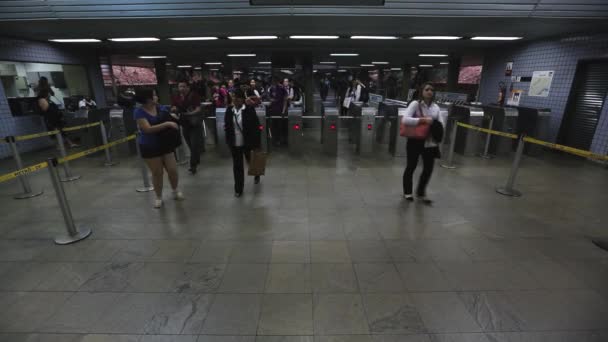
[139,143,175,159]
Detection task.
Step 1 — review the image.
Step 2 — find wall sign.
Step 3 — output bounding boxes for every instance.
[508,90,523,106]
[529,70,554,97]
[505,62,513,76]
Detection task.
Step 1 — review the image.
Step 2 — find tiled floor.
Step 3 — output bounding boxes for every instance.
[0,129,608,342]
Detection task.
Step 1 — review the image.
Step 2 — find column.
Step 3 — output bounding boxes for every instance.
[154,59,170,104]
[447,55,462,92]
[302,54,314,114]
[401,63,412,100]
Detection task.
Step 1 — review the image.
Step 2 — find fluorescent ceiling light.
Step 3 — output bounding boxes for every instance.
[228,36,277,40]
[372,61,389,65]
[169,37,218,41]
[440,62,449,65]
[166,63,172,66]
[391,68,402,71]
[177,65,192,68]
[108,37,159,42]
[138,56,166,59]
[313,70,318,73]
[210,68,219,71]
[331,53,358,57]
[360,64,375,67]
[419,64,434,67]
[290,35,339,39]
[281,70,294,74]
[338,69,347,72]
[319,61,336,64]
[194,67,202,70]
[227,54,256,57]
[411,36,461,40]
[205,62,222,65]
[350,36,398,40]
[418,54,448,57]
[325,73,332,75]
[49,39,101,43]
[471,36,522,41]
[258,61,272,64]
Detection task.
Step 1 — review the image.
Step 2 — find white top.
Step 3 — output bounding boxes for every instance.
[233,105,245,147]
[78,99,87,109]
[400,100,447,148]
[253,89,260,98]
[343,84,362,108]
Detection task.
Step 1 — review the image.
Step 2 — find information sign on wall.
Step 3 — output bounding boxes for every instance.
[529,70,554,97]
[505,62,513,76]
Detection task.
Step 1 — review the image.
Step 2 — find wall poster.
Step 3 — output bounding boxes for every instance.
[505,62,513,76]
[529,70,554,97]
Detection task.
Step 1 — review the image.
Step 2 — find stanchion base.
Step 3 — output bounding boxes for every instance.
[440,163,457,169]
[54,226,92,245]
[14,189,44,200]
[495,187,522,197]
[136,186,155,192]
[60,175,81,182]
[478,153,495,160]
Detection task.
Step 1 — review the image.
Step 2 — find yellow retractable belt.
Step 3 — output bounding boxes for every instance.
[456,122,518,139]
[524,137,608,161]
[0,161,48,183]
[14,130,60,142]
[62,121,101,132]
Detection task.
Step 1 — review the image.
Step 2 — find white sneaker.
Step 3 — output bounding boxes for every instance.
[173,191,185,201]
[154,199,163,209]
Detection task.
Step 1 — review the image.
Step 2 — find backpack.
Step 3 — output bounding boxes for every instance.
[359,86,369,103]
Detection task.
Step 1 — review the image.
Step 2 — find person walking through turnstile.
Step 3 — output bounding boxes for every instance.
[171,80,203,174]
[224,89,262,197]
[401,82,447,205]
[269,77,288,146]
[320,77,330,101]
[342,78,363,115]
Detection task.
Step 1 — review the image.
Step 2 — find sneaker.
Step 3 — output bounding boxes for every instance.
[235,192,242,198]
[173,191,185,201]
[254,176,260,184]
[154,199,163,209]
[403,194,414,202]
[418,196,433,205]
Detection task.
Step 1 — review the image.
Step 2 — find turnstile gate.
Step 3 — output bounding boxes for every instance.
[255,106,269,153]
[215,108,230,157]
[322,108,339,156]
[359,107,377,155]
[288,108,304,155]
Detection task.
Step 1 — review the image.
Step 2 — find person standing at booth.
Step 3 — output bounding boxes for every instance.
[401,82,446,204]
[134,88,184,208]
[225,89,262,197]
[171,80,203,174]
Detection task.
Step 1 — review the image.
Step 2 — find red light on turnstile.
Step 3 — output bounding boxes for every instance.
[293,124,301,130]
[258,125,264,131]
[367,124,373,130]
[329,124,336,131]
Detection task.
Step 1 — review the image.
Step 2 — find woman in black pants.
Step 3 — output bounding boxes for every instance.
[401,82,446,204]
[225,89,262,197]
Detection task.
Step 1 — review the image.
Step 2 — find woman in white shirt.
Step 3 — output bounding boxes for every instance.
[342,79,362,114]
[401,82,447,204]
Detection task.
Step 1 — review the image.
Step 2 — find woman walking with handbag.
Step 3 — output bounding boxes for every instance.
[225,89,262,197]
[401,82,446,204]
[134,88,184,208]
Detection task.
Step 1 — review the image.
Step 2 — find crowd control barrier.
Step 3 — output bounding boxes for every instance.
[0,132,136,244]
[441,121,608,198]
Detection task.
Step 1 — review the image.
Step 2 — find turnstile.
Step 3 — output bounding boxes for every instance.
[526,109,551,156]
[215,107,230,156]
[322,108,339,156]
[359,107,377,155]
[288,108,304,155]
[255,106,269,153]
[452,105,485,156]
[395,108,408,157]
[202,102,216,146]
[348,102,363,145]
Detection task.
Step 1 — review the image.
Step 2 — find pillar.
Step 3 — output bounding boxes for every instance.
[447,55,462,92]
[302,54,314,114]
[401,63,412,100]
[154,59,170,104]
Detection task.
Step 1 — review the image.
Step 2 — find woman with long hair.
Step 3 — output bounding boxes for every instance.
[401,82,446,204]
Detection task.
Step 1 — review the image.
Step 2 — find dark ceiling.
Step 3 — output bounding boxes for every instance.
[1,0,607,67]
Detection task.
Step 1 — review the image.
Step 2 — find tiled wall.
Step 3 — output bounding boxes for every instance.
[478,33,608,155]
[0,38,104,159]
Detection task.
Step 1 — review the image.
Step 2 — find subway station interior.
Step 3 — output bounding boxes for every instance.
[1,1,608,341]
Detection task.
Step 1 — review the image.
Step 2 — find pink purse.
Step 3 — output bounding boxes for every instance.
[399,102,430,139]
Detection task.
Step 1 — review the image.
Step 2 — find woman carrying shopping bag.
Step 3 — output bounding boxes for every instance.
[224,89,262,197]
[400,82,447,204]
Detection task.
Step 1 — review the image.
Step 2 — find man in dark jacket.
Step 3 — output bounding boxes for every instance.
[224,89,262,197]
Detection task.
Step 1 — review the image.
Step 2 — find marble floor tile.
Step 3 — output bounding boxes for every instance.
[139,336,198,342]
[520,260,588,289]
[354,263,406,293]
[348,240,392,263]
[78,262,145,292]
[143,294,213,334]
[428,333,492,342]
[218,264,268,293]
[371,336,431,342]
[90,293,163,334]
[362,293,426,334]
[190,241,235,263]
[256,337,313,342]
[458,292,527,332]
[436,261,542,291]
[0,262,54,291]
[0,292,73,332]
[311,263,359,293]
[396,263,453,292]
[257,294,313,335]
[385,240,434,263]
[410,292,482,333]
[310,240,351,263]
[229,242,273,264]
[271,241,310,263]
[41,292,120,333]
[265,263,312,293]
[201,294,262,335]
[171,263,226,293]
[196,337,255,342]
[314,336,372,342]
[125,263,185,292]
[313,294,369,335]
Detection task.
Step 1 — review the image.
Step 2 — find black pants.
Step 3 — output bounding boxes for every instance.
[271,115,287,145]
[181,122,203,169]
[320,87,328,101]
[403,139,436,197]
[231,146,254,194]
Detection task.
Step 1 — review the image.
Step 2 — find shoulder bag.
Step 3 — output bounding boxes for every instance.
[399,101,430,139]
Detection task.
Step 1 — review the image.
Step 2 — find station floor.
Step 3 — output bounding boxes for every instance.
[0,133,607,342]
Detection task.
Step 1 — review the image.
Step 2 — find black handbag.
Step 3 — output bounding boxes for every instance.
[157,107,182,150]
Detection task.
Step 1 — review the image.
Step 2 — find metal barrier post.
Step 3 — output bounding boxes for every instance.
[496,135,525,197]
[440,120,458,169]
[6,136,44,199]
[135,135,154,192]
[99,121,116,166]
[55,131,81,182]
[479,116,494,159]
[47,158,92,245]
